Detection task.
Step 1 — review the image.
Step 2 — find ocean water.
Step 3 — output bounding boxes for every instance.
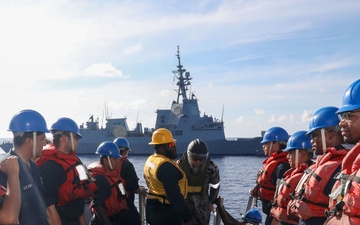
[79,154,265,223]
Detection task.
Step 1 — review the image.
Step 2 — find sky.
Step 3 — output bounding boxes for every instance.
[0,0,359,139]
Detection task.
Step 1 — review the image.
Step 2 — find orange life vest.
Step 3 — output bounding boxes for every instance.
[88,162,128,216]
[324,211,360,225]
[254,151,289,202]
[288,147,348,220]
[36,144,98,206]
[328,144,359,212]
[271,162,310,224]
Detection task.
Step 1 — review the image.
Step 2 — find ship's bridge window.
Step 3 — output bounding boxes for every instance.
[175,130,183,136]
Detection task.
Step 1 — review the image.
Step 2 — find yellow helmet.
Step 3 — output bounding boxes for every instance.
[149,128,176,145]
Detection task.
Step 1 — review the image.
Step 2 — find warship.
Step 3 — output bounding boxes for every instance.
[76,46,263,155]
[0,47,264,155]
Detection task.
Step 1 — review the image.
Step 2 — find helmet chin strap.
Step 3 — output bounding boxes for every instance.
[70,133,75,151]
[269,142,273,156]
[32,132,37,158]
[107,156,113,170]
[320,128,327,154]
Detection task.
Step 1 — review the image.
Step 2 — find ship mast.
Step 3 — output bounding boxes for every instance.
[173,46,192,104]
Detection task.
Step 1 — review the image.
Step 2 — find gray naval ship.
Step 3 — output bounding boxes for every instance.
[77,46,264,155]
[0,47,264,155]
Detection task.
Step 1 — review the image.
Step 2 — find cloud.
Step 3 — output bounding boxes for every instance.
[84,63,124,77]
[235,116,244,123]
[254,108,265,115]
[0,0,359,140]
[301,110,313,122]
[124,44,143,54]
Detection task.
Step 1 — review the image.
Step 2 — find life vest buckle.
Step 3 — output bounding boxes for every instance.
[335,201,345,211]
[333,172,349,180]
[325,201,345,218]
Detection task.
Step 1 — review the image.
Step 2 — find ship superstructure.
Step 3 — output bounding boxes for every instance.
[1,47,263,155]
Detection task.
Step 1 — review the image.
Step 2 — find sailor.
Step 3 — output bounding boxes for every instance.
[214,197,262,225]
[0,109,49,225]
[36,117,97,225]
[251,126,290,225]
[324,79,360,224]
[287,106,350,225]
[0,155,20,224]
[88,141,128,225]
[144,128,196,225]
[177,139,220,225]
[113,137,147,225]
[270,130,314,225]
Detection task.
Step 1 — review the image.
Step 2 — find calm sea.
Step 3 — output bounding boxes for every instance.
[79,154,265,223]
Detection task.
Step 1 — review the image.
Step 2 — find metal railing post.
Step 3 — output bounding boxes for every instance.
[139,193,147,225]
[213,206,221,225]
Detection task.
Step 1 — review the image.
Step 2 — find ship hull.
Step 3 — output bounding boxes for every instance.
[76,131,264,156]
[0,136,264,156]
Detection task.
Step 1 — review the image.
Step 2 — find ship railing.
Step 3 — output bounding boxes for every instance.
[139,192,147,225]
[137,193,221,225]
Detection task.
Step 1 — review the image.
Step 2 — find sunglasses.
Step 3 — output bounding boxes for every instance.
[192,157,206,162]
[338,109,360,122]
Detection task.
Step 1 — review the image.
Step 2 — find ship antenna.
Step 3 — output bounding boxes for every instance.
[173,45,191,104]
[221,104,224,122]
[136,109,139,124]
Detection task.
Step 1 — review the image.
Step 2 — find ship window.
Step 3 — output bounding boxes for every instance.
[175,130,183,136]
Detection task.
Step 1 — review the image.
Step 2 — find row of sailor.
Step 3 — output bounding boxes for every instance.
[251,79,360,225]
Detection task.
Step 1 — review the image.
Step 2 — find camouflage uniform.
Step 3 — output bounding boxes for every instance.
[177,154,220,225]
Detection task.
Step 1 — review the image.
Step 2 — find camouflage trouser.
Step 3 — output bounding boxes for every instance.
[187,196,211,225]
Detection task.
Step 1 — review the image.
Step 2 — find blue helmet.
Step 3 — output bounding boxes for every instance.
[96,141,121,158]
[51,117,82,138]
[285,131,312,151]
[261,127,289,144]
[306,106,340,135]
[113,137,131,150]
[337,79,360,114]
[8,109,50,133]
[242,209,262,224]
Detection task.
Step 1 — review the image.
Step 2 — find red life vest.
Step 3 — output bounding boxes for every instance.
[287,164,315,218]
[116,157,127,187]
[328,144,359,211]
[325,144,360,224]
[341,169,360,217]
[288,147,348,220]
[254,151,289,202]
[324,211,360,225]
[36,144,98,206]
[0,186,6,197]
[88,162,128,216]
[271,162,310,224]
[341,143,360,175]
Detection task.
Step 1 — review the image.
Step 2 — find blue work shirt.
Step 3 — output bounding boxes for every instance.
[0,151,49,225]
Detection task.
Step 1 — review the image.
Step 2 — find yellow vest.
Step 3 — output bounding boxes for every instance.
[144,153,188,204]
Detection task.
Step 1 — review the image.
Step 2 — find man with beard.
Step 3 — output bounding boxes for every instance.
[177,139,220,225]
[144,128,196,225]
[325,79,360,224]
[287,106,350,225]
